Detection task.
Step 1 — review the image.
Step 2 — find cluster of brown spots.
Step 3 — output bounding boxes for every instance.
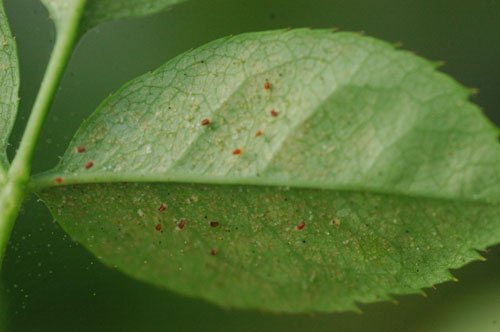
[85,161,94,169]
[255,130,263,137]
[201,118,211,126]
[232,148,242,155]
[54,177,64,184]
[177,219,187,230]
[264,80,272,90]
[270,109,279,117]
[295,221,306,231]
[155,223,162,232]
[209,221,220,228]
[158,203,167,212]
[75,146,86,153]
[210,248,218,256]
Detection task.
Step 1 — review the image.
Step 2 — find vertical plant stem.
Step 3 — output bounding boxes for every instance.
[0,1,86,267]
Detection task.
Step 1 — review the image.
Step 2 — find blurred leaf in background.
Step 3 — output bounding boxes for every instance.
[1,0,500,331]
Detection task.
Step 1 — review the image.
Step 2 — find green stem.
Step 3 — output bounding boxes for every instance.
[0,1,86,267]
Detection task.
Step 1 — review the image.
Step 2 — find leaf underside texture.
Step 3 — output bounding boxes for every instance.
[0,2,19,177]
[37,29,500,312]
[41,0,185,33]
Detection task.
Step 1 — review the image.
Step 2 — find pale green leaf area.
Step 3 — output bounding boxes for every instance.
[82,0,186,32]
[0,2,19,180]
[37,30,500,312]
[41,0,185,33]
[0,1,20,263]
[41,183,500,312]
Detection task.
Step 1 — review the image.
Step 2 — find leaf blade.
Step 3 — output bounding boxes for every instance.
[38,30,500,312]
[81,0,186,31]
[41,182,500,312]
[41,0,185,33]
[0,2,19,177]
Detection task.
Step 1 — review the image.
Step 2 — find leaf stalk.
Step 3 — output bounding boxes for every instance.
[0,0,86,268]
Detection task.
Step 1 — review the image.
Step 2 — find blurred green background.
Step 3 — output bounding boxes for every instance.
[2,0,500,331]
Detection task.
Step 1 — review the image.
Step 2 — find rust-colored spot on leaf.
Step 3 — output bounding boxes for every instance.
[270,109,279,117]
[295,221,306,231]
[85,161,94,169]
[232,148,242,155]
[158,203,167,212]
[177,219,187,230]
[155,223,162,232]
[75,146,86,153]
[201,118,211,126]
[255,130,263,137]
[54,177,64,184]
[210,221,220,228]
[264,80,272,90]
[210,248,218,256]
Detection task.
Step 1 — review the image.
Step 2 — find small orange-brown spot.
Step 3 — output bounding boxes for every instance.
[270,109,279,117]
[158,203,167,212]
[210,248,218,256]
[255,130,263,137]
[232,148,242,155]
[54,177,64,184]
[75,146,86,153]
[201,118,211,126]
[295,221,306,231]
[85,161,94,169]
[155,223,162,232]
[177,219,187,230]
[210,221,220,228]
[264,80,272,90]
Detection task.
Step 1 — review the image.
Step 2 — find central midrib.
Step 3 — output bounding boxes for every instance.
[30,170,500,207]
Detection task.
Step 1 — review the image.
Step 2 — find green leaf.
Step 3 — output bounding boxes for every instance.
[0,2,19,181]
[0,1,21,264]
[36,29,500,312]
[41,0,185,33]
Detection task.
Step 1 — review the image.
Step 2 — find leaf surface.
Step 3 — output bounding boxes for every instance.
[0,2,19,181]
[41,0,185,33]
[37,30,500,312]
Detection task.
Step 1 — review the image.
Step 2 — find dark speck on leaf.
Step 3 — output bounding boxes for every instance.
[210,221,220,228]
[210,248,218,256]
[85,161,94,169]
[331,218,341,227]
